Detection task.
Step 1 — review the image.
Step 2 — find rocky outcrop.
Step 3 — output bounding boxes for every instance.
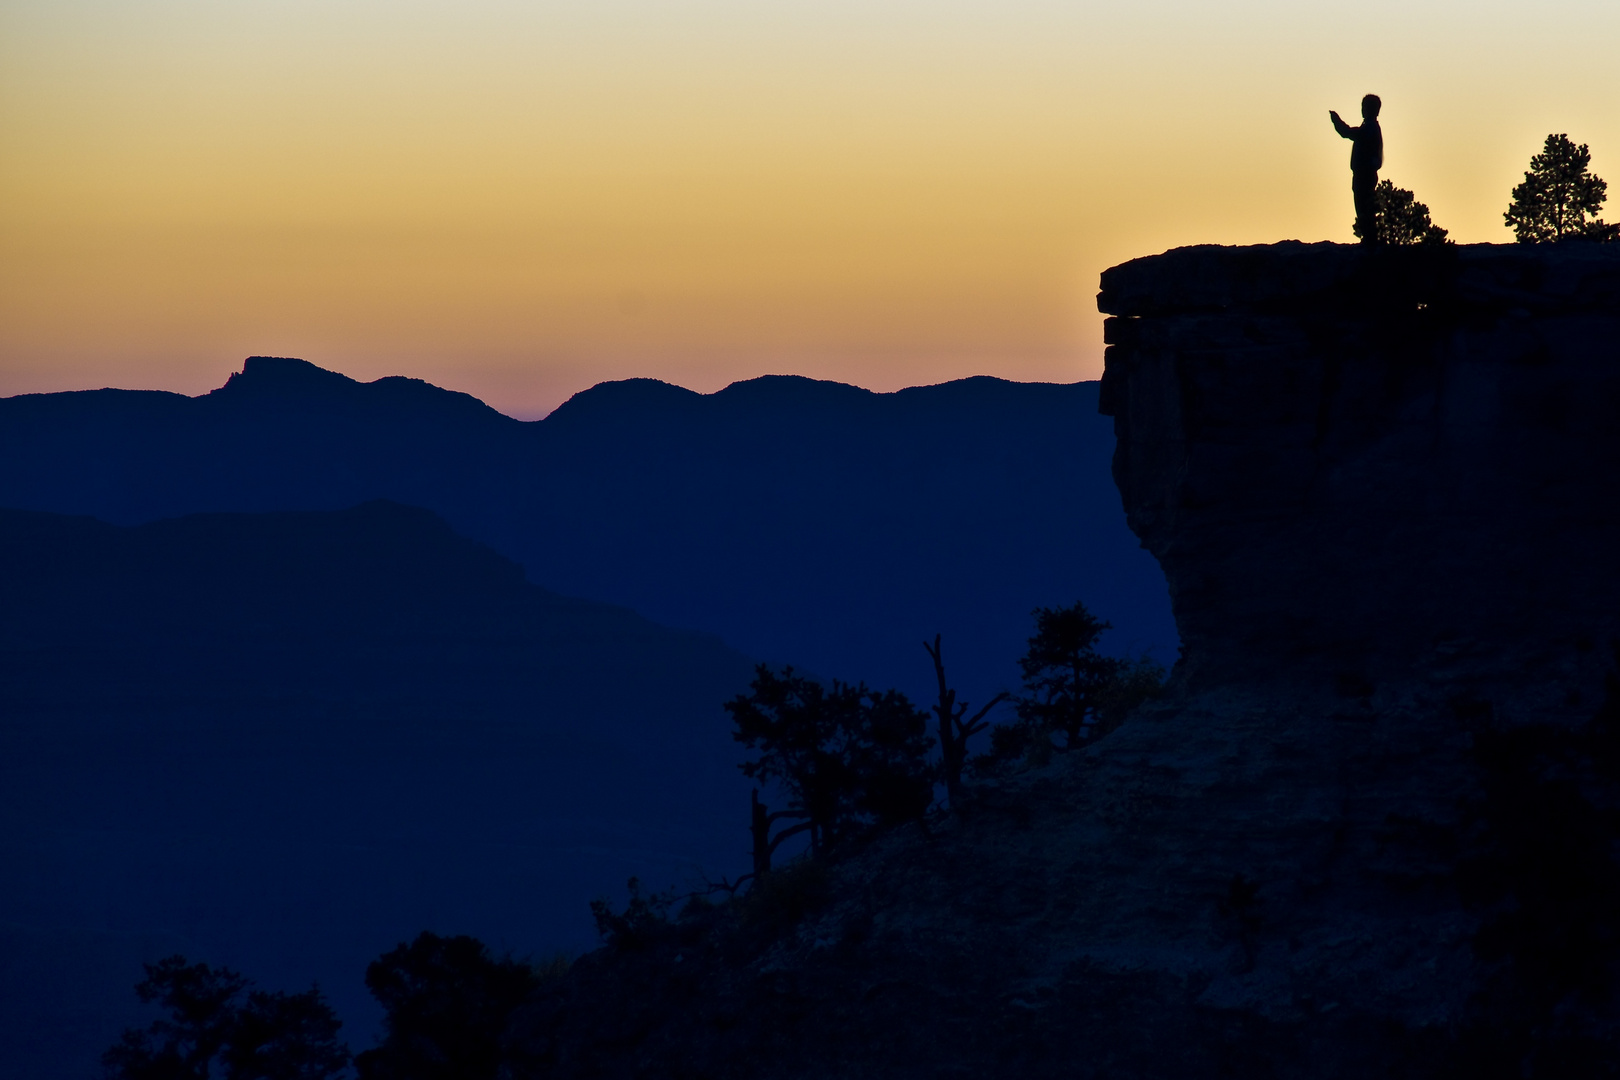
[503,244,1620,1078]
[1100,241,1620,706]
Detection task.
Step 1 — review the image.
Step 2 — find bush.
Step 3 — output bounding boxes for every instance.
[1093,656,1168,737]
[1362,180,1450,246]
[103,956,348,1080]
[737,858,833,937]
[589,877,677,952]
[355,932,540,1080]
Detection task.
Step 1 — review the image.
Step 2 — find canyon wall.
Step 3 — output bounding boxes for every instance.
[1099,241,1620,707]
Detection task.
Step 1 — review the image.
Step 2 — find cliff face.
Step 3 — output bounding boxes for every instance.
[1099,242,1620,704]
[504,245,1620,1079]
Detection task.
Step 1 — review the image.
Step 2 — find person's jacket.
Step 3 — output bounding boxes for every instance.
[1333,115,1383,174]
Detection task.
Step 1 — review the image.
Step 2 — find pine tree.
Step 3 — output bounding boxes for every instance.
[1504,134,1612,243]
[1013,601,1121,749]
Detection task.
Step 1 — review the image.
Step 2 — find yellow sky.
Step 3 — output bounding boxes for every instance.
[3,0,1618,416]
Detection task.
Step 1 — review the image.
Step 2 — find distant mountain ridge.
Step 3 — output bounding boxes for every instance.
[0,360,1173,1077]
[0,358,1176,702]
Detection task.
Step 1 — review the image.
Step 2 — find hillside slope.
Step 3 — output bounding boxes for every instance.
[0,501,758,1080]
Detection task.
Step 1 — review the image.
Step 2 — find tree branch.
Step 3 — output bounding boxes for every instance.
[765,819,815,857]
[958,691,1010,741]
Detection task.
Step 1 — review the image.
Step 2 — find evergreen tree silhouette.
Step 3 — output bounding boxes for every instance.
[1014,601,1121,749]
[1504,134,1613,242]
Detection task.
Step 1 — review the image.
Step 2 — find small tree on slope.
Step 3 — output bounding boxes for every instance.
[727,664,933,857]
[975,601,1166,772]
[1015,601,1121,749]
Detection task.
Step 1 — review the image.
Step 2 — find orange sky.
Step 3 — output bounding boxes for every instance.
[3,0,1618,417]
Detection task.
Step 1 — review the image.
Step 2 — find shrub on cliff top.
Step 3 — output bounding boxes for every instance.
[1362,180,1451,246]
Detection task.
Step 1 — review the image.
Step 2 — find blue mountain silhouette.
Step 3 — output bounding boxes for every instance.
[0,500,757,1078]
[0,358,1176,702]
[0,360,1174,1077]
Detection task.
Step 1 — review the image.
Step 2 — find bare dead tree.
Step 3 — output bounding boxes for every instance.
[682,789,814,901]
[925,634,1009,808]
[750,787,812,878]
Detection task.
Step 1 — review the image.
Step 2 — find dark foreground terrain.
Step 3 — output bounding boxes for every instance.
[498,243,1620,1077]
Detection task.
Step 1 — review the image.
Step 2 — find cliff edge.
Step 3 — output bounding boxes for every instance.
[1100,241,1620,703]
[504,244,1620,1079]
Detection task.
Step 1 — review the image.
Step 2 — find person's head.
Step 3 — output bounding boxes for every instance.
[1361,94,1381,119]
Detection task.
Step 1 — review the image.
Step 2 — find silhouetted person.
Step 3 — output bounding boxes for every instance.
[1331,94,1383,244]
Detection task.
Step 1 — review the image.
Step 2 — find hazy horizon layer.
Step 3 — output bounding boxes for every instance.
[4,0,1618,417]
[0,355,1092,422]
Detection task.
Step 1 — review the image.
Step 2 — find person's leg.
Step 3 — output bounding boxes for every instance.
[1353,177,1378,244]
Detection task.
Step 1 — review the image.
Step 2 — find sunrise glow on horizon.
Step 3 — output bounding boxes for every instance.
[3,0,1618,418]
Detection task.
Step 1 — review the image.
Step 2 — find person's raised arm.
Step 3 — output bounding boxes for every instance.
[1330,110,1356,139]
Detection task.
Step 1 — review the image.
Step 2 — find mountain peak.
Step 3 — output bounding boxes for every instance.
[712,374,875,407]
[203,357,511,424]
[542,378,704,429]
[211,356,362,399]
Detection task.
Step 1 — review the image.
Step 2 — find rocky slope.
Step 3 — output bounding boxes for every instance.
[503,242,1620,1077]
